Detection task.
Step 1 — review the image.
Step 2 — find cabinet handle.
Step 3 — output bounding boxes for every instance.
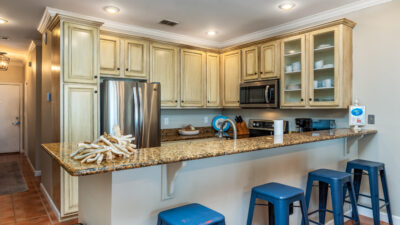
[181,100,184,103]
[260,72,263,74]
[301,98,304,102]
[117,68,120,71]
[125,68,128,72]
[309,98,312,101]
[175,100,178,103]
[255,72,258,75]
[207,100,210,103]
[94,75,98,79]
[94,90,98,94]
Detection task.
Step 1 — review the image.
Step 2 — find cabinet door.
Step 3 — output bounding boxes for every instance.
[124,39,149,79]
[206,53,220,107]
[100,35,120,76]
[260,41,280,79]
[62,83,98,216]
[280,34,307,107]
[222,50,241,107]
[180,49,206,107]
[308,26,340,107]
[242,46,258,81]
[63,22,99,84]
[150,43,179,107]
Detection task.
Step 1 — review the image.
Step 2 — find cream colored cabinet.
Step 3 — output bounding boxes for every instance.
[280,34,307,107]
[242,46,258,81]
[206,53,220,107]
[222,50,241,107]
[260,41,280,79]
[63,22,99,84]
[124,39,149,78]
[100,35,120,76]
[61,83,98,217]
[180,49,206,107]
[150,43,179,108]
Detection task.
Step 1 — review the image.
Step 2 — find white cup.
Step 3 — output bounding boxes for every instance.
[315,60,324,69]
[323,79,332,88]
[292,62,301,71]
[314,80,318,88]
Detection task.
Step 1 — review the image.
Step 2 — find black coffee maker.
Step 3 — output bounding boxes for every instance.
[295,118,313,132]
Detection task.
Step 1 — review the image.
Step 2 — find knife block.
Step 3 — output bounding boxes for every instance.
[236,121,250,135]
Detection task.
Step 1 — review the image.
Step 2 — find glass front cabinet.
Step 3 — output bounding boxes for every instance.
[280,24,353,108]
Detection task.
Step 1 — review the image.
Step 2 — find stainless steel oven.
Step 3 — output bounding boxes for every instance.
[240,79,279,108]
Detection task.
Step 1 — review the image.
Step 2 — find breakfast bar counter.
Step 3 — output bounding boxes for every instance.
[42,128,376,176]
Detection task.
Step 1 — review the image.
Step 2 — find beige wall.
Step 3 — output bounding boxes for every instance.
[0,62,25,83]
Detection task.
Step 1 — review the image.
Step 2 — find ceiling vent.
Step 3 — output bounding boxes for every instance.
[159,19,179,27]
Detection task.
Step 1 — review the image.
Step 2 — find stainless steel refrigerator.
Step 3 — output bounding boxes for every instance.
[100,80,161,148]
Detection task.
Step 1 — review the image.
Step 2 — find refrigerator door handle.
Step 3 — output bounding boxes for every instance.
[133,85,140,148]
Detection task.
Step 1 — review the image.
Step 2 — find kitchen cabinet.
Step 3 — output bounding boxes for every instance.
[63,22,99,84]
[280,24,353,109]
[124,39,149,79]
[222,50,241,107]
[150,43,179,108]
[206,53,220,107]
[280,34,307,107]
[242,46,258,81]
[100,35,120,76]
[180,49,206,107]
[260,41,280,79]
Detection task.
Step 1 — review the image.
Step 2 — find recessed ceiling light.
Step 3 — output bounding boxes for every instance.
[207,31,217,36]
[279,2,296,10]
[104,6,120,15]
[0,18,8,24]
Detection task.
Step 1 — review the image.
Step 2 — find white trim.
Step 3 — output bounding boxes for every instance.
[37,0,391,49]
[358,205,400,225]
[40,183,61,221]
[25,153,42,177]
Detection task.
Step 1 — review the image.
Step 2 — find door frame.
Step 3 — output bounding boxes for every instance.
[0,82,24,153]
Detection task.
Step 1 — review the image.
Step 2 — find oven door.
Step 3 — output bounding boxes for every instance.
[240,80,279,108]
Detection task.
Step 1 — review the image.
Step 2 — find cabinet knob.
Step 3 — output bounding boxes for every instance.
[309,98,312,101]
[181,100,184,103]
[255,72,258,75]
[125,68,128,72]
[94,75,98,79]
[117,68,120,71]
[207,100,210,103]
[260,72,263,74]
[237,100,240,103]
[175,100,178,103]
[94,90,98,94]
[301,98,304,102]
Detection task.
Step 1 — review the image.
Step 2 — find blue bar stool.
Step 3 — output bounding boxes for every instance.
[304,169,360,225]
[157,203,226,225]
[247,182,309,225]
[345,159,393,225]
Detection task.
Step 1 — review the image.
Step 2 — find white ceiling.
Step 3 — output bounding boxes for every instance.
[0,0,391,61]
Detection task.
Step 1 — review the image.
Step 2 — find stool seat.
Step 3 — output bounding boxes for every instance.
[158,203,225,225]
[253,182,304,200]
[347,159,384,170]
[309,169,351,181]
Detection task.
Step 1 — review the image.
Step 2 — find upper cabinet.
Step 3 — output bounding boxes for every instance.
[242,46,258,81]
[280,34,307,107]
[63,22,99,84]
[100,35,120,76]
[260,41,280,79]
[150,43,179,108]
[180,49,206,107]
[206,53,220,107]
[100,35,149,79]
[124,39,149,78]
[222,50,241,107]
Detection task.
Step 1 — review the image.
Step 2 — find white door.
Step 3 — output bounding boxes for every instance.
[0,84,21,153]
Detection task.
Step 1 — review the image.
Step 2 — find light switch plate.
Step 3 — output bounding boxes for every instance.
[164,117,169,125]
[47,92,52,102]
[368,114,375,124]
[204,116,209,124]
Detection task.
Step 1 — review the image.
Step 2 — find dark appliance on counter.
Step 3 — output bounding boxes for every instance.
[295,118,336,132]
[248,119,289,137]
[240,79,279,108]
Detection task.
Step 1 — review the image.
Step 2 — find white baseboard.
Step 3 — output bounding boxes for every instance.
[40,183,61,221]
[358,206,400,225]
[25,154,42,176]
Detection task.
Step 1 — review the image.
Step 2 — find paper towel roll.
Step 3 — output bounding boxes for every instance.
[274,120,284,136]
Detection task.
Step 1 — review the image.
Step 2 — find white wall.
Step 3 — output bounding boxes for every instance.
[161,109,222,129]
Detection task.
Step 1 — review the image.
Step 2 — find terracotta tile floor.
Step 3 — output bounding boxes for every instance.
[0,153,78,225]
[0,153,390,225]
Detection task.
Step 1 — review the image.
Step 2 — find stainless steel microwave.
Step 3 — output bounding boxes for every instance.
[240,79,279,108]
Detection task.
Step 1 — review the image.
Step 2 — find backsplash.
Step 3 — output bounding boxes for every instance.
[161,108,349,131]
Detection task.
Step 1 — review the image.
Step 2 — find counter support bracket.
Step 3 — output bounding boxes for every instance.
[344,134,365,159]
[161,162,186,200]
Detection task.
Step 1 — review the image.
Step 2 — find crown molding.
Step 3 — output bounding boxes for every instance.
[36,0,391,49]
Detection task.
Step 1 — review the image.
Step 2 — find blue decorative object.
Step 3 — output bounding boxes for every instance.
[212,115,230,131]
[247,182,309,225]
[304,169,360,225]
[345,159,393,225]
[157,203,226,225]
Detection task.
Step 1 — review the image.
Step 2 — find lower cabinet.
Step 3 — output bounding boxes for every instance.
[61,83,99,217]
[222,50,241,107]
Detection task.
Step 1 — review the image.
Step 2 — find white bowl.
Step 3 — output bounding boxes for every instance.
[178,130,200,136]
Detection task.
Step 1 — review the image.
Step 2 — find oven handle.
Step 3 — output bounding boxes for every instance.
[265,85,270,104]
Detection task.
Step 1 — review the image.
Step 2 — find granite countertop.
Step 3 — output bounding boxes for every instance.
[42,129,377,176]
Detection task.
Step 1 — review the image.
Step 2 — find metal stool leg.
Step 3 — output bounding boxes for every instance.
[331,183,344,225]
[274,201,289,225]
[380,168,394,225]
[319,181,329,224]
[300,197,310,225]
[247,191,257,225]
[347,181,360,224]
[369,168,380,225]
[353,169,363,202]
[268,202,275,225]
[303,178,314,225]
